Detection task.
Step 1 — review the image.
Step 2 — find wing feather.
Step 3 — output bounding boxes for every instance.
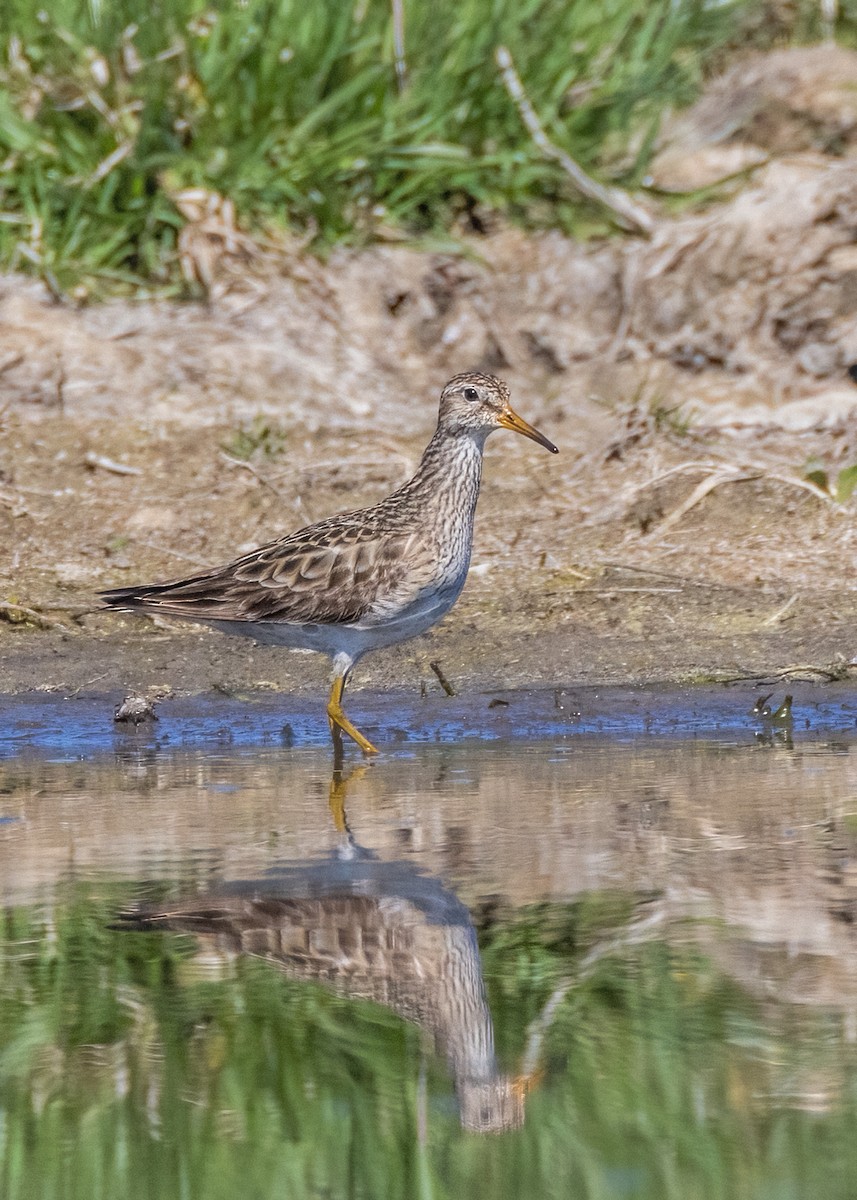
[101,522,423,627]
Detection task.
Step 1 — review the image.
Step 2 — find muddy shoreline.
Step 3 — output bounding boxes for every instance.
[4,679,857,761]
[2,576,856,701]
[3,663,857,759]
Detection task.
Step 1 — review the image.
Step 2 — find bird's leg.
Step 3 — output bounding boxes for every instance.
[330,725,345,772]
[328,767,349,833]
[328,762,370,833]
[326,672,379,756]
[329,702,345,769]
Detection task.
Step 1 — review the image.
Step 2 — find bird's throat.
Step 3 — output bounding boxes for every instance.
[409,428,485,519]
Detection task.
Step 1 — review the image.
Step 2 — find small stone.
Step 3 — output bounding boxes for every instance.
[113,693,159,725]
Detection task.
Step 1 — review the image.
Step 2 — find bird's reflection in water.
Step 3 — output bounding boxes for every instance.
[117,766,530,1133]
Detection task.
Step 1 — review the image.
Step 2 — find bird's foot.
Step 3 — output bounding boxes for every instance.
[326,699,378,757]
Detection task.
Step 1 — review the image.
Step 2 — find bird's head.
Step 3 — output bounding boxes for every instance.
[457,1075,527,1133]
[437,372,558,454]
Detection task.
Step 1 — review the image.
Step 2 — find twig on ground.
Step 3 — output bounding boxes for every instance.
[623,460,834,538]
[68,671,110,697]
[219,451,291,501]
[429,660,456,696]
[495,45,654,236]
[761,593,799,626]
[84,451,143,476]
[296,441,415,482]
[608,461,728,516]
[581,586,684,595]
[645,469,761,537]
[720,662,856,684]
[600,561,741,591]
[129,537,211,567]
[756,471,833,503]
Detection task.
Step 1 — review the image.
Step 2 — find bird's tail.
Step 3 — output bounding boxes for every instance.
[99,574,223,616]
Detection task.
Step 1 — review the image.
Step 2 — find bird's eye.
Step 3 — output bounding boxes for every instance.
[463,387,479,402]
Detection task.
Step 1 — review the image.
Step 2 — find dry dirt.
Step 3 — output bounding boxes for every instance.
[1,46,856,708]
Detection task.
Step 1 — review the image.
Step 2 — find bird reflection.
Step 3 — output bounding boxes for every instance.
[752,692,795,749]
[117,766,529,1133]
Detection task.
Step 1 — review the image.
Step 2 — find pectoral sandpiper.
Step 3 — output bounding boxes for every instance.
[114,766,534,1131]
[100,372,558,755]
[114,850,527,1131]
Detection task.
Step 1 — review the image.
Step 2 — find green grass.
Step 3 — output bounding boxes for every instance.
[0,0,768,295]
[220,416,288,461]
[804,459,857,504]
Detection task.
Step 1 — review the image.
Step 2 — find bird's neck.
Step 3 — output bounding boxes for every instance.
[404,426,486,516]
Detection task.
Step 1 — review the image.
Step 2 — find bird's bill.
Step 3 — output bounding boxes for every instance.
[498,407,559,454]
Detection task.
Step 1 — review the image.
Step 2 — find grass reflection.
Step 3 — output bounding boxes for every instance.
[2,885,857,1200]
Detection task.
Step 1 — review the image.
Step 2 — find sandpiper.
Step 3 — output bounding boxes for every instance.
[100,372,558,755]
[114,771,531,1132]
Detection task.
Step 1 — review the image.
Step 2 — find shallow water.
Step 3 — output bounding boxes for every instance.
[2,686,857,1199]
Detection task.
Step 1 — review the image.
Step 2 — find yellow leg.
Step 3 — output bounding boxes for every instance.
[326,674,379,756]
[328,763,370,833]
[328,769,349,833]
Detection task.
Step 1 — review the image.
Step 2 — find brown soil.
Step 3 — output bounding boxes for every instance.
[1,46,856,704]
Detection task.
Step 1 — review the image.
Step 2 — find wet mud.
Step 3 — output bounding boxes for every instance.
[4,681,856,760]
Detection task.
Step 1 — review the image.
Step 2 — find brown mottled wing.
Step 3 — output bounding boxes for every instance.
[100,520,419,626]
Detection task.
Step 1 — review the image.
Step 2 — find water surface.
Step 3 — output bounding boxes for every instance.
[2,687,857,1199]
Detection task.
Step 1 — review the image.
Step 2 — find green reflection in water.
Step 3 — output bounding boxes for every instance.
[2,886,857,1200]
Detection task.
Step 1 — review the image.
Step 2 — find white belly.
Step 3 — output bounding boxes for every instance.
[208,574,466,663]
